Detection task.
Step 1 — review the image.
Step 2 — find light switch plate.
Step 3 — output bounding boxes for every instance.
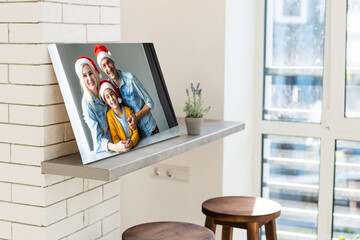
[151,164,189,182]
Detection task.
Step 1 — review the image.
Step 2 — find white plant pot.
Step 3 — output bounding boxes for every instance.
[185,117,204,135]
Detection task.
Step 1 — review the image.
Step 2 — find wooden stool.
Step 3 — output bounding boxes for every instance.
[122,221,215,240]
[202,196,281,240]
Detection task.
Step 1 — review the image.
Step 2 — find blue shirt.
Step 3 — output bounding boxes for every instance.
[82,94,111,153]
[109,70,157,137]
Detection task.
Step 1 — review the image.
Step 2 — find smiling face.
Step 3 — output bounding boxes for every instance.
[82,64,99,94]
[100,58,118,80]
[104,88,120,110]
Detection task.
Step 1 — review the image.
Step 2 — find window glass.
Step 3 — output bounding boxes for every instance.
[345,0,360,118]
[262,134,321,239]
[264,0,326,123]
[333,140,360,239]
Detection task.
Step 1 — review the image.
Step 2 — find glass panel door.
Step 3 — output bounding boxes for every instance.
[263,0,326,123]
[262,134,321,239]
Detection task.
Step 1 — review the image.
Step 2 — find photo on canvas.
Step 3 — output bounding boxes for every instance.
[48,43,179,164]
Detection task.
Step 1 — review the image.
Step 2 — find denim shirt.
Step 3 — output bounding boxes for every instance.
[82,94,111,153]
[108,70,157,137]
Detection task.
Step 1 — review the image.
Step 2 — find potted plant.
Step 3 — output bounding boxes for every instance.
[183,82,210,135]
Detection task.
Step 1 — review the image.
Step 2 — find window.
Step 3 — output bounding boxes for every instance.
[257,0,360,239]
[262,135,320,238]
[264,0,326,123]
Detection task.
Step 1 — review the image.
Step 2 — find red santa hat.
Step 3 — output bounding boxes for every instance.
[74,56,102,80]
[99,80,122,104]
[94,44,114,69]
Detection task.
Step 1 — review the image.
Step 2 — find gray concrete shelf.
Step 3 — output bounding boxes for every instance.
[41,119,245,181]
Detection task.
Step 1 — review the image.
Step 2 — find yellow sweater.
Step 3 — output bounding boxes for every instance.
[107,106,139,147]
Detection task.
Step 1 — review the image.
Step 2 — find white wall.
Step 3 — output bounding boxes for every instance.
[223,0,256,196]
[120,0,256,237]
[224,0,257,237]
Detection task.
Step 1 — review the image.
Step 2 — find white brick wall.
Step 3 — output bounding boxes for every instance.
[0,104,8,122]
[9,24,42,43]
[0,143,10,162]
[64,122,76,141]
[40,2,62,23]
[67,222,102,240]
[0,200,66,226]
[0,220,11,240]
[98,228,121,240]
[67,187,103,215]
[42,23,87,43]
[9,65,57,85]
[0,24,8,42]
[0,182,11,201]
[0,3,40,23]
[89,196,120,224]
[0,123,66,146]
[0,84,62,105]
[10,104,69,125]
[0,44,50,64]
[84,179,107,191]
[103,178,121,200]
[12,178,83,206]
[11,141,78,166]
[0,64,8,83]
[100,7,121,24]
[102,211,121,235]
[0,0,122,239]
[63,5,99,24]
[0,163,44,185]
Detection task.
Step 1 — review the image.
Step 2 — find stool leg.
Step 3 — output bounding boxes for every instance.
[265,220,277,240]
[221,226,233,240]
[247,222,259,240]
[205,216,216,234]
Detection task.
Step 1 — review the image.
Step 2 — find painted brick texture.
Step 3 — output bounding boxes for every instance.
[0,0,121,239]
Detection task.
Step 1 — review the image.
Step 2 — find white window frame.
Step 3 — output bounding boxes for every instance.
[253,0,356,239]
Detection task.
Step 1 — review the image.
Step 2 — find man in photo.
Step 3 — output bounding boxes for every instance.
[94,44,159,138]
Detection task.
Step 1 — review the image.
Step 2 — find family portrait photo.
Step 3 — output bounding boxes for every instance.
[48,43,179,164]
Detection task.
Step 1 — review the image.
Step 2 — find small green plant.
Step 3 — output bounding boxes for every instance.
[183,82,210,118]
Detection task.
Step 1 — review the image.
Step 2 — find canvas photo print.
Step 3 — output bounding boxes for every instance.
[48,43,179,164]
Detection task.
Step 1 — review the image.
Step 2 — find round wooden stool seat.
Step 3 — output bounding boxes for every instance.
[122,221,215,240]
[202,196,281,240]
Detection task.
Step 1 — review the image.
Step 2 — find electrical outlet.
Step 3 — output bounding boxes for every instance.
[151,164,189,182]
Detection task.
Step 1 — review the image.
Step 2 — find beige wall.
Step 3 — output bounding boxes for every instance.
[120,0,227,233]
[121,0,225,120]
[120,1,257,239]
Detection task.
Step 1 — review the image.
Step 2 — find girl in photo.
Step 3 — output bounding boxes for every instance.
[99,80,139,152]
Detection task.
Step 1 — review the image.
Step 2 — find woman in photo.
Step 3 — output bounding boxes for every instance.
[99,80,139,152]
[74,56,125,153]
